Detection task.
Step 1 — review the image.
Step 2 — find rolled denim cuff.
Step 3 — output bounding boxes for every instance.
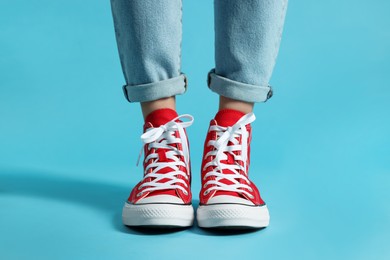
[207,69,273,103]
[122,73,187,103]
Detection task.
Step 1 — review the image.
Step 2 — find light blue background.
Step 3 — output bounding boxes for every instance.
[1,0,389,259]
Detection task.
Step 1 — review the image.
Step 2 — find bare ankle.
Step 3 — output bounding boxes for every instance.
[219,96,254,114]
[141,96,176,119]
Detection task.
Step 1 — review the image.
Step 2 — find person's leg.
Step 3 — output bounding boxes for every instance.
[211,0,288,112]
[110,0,186,118]
[219,96,254,114]
[110,0,194,227]
[198,0,288,229]
[140,97,176,119]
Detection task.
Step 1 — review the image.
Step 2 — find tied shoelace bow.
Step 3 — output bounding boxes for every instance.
[203,113,256,199]
[136,115,194,196]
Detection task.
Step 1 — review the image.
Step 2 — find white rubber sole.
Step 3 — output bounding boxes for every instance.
[122,202,194,227]
[196,204,270,229]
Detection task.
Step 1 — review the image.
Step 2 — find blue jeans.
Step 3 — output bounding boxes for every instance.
[110,0,288,103]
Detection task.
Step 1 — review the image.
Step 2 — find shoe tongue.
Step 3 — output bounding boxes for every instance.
[213,109,248,199]
[145,108,178,127]
[214,109,245,165]
[144,149,182,198]
[212,174,245,198]
[214,109,245,127]
[145,150,182,198]
[144,109,182,198]
[213,170,248,199]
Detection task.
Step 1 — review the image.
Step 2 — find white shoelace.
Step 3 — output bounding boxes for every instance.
[202,113,256,199]
[136,115,194,197]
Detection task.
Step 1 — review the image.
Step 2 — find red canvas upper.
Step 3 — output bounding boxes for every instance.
[128,109,192,204]
[200,109,265,206]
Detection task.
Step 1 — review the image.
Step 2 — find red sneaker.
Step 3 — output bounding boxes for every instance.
[197,109,270,228]
[122,109,194,227]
